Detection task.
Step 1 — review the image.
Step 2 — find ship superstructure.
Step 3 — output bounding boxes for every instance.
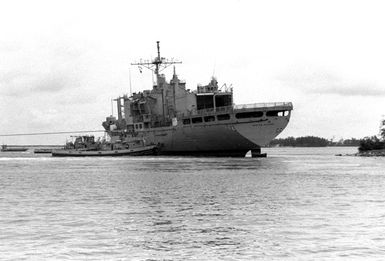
[102,42,293,157]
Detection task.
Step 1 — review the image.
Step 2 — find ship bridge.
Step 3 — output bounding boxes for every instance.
[196,77,233,111]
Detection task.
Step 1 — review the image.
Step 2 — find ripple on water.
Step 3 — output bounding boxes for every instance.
[1,147,385,260]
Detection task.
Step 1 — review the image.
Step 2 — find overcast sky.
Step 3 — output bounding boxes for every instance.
[1,0,385,144]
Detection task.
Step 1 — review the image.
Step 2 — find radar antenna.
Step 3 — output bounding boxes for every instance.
[131,41,182,80]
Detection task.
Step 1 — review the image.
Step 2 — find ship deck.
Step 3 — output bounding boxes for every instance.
[178,102,293,118]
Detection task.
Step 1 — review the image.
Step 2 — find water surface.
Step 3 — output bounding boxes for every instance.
[1,147,385,260]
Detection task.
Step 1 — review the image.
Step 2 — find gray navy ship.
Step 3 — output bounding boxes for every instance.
[102,42,293,157]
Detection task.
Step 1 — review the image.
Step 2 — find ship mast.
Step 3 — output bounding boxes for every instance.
[131,41,182,86]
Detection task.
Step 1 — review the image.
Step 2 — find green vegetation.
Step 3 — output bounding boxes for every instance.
[269,120,385,152]
[358,120,385,151]
[330,138,361,147]
[269,136,329,147]
[358,136,385,152]
[269,136,361,147]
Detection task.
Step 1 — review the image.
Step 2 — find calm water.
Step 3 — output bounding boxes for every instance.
[1,147,385,260]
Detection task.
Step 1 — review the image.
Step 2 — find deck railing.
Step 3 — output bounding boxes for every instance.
[234,102,293,110]
[178,102,293,118]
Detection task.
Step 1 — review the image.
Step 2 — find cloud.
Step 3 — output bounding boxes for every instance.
[0,70,81,97]
[27,108,61,129]
[319,83,385,96]
[276,66,385,97]
[0,39,90,97]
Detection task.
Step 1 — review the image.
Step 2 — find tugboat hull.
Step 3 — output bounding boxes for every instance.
[52,145,157,157]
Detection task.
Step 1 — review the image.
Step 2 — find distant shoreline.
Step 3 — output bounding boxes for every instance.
[265,145,357,148]
[269,136,361,147]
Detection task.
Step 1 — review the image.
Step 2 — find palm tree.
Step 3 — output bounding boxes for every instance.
[381,119,385,141]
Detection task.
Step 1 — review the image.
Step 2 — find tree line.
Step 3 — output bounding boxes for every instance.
[269,120,385,150]
[268,136,361,147]
[358,119,385,151]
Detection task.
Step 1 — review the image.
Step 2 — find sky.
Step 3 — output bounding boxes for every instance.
[1,0,385,145]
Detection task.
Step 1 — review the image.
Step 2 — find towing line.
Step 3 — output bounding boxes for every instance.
[0,130,106,137]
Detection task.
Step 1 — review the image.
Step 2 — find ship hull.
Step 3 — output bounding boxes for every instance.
[139,114,291,157]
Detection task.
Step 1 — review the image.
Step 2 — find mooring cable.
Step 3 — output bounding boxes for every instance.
[0,130,106,137]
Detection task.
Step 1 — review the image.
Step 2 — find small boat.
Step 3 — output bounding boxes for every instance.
[51,135,158,157]
[52,145,157,157]
[1,145,28,152]
[34,148,54,154]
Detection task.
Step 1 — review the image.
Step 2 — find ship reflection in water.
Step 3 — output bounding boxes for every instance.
[1,147,385,260]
